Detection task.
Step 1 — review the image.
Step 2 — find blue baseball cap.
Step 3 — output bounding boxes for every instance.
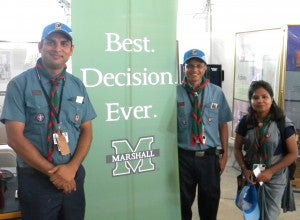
[183,49,206,64]
[235,184,260,220]
[41,22,72,41]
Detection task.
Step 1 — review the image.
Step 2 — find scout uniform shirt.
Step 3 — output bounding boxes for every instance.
[0,67,97,167]
[177,82,232,151]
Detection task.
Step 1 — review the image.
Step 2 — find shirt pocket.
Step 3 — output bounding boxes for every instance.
[177,103,189,129]
[203,102,219,124]
[63,99,84,129]
[25,97,49,133]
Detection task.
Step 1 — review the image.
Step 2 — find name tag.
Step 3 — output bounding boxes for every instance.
[76,96,84,104]
[211,103,218,109]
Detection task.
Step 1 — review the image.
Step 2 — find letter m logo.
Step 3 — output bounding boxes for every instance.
[109,136,156,176]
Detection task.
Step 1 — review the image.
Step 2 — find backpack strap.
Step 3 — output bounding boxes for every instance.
[277,117,296,180]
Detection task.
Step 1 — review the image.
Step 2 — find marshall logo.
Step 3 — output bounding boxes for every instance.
[106,136,159,177]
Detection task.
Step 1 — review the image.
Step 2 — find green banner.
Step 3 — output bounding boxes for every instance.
[72,1,180,219]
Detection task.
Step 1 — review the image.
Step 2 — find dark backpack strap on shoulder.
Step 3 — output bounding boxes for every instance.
[277,118,296,180]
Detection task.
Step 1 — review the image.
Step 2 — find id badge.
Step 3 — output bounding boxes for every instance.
[252,163,266,172]
[253,163,266,185]
[202,126,206,144]
[53,131,70,156]
[202,135,206,144]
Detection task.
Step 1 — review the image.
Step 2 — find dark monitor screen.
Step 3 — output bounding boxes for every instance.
[205,64,223,87]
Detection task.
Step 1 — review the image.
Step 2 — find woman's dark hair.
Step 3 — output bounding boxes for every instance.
[246,80,284,125]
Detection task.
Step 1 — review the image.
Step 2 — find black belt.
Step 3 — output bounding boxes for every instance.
[179,147,224,158]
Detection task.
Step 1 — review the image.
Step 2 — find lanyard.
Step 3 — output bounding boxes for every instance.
[35,68,65,124]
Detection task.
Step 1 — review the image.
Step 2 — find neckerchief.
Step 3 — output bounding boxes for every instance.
[253,114,272,168]
[182,77,209,146]
[36,58,66,161]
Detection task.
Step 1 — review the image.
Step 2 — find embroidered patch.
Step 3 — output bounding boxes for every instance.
[33,90,42,95]
[75,115,80,123]
[35,113,45,122]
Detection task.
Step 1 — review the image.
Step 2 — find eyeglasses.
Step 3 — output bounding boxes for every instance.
[185,63,206,70]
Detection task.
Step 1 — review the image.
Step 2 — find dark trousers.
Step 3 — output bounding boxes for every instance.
[178,149,221,220]
[17,165,86,220]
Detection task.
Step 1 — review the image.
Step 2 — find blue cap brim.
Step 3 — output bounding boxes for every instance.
[44,30,72,41]
[184,56,206,64]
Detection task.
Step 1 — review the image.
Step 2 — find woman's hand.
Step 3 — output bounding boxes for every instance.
[255,169,273,183]
[242,169,257,185]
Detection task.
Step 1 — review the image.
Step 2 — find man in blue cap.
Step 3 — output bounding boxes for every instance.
[177,49,232,220]
[1,22,97,220]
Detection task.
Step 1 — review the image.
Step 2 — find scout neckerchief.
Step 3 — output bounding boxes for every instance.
[253,114,272,168]
[182,76,209,146]
[35,58,66,161]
